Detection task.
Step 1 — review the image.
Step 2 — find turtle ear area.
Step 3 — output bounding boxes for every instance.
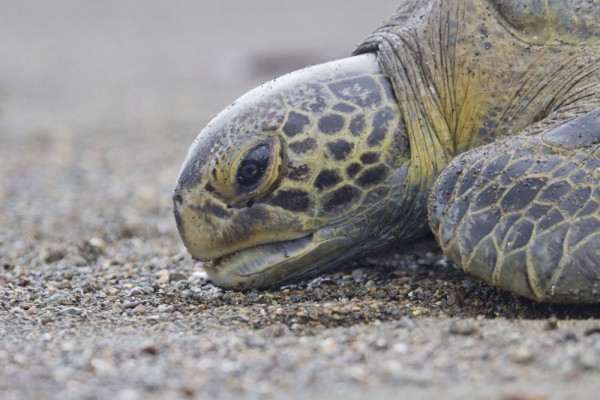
[206,134,285,208]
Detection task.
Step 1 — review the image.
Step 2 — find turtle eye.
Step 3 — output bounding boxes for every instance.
[236,146,270,188]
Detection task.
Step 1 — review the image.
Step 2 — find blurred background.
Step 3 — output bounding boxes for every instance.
[0,0,398,250]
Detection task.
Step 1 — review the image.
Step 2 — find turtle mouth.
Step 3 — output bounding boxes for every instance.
[201,229,351,290]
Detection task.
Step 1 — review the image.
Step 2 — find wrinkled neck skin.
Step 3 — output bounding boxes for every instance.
[355,0,600,191]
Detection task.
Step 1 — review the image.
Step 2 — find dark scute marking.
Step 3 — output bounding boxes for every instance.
[529,156,563,174]
[500,177,546,213]
[585,156,600,171]
[525,203,551,220]
[350,115,366,137]
[576,200,598,218]
[332,103,356,113]
[232,206,271,232]
[283,111,310,137]
[204,182,216,193]
[314,169,342,191]
[478,154,510,183]
[473,183,502,211]
[328,76,382,108]
[327,139,354,161]
[558,186,592,217]
[269,189,310,212]
[360,152,379,164]
[538,180,571,202]
[459,211,501,254]
[346,163,362,178]
[322,185,360,213]
[567,217,599,248]
[211,168,217,179]
[542,109,600,149]
[500,158,534,185]
[318,114,344,134]
[231,95,286,133]
[568,169,587,184]
[552,162,577,178]
[513,147,535,159]
[356,165,388,188]
[289,138,317,154]
[456,156,485,197]
[432,161,465,214]
[537,208,564,231]
[368,107,395,146]
[287,164,310,181]
[296,83,328,114]
[505,219,534,250]
[493,214,521,244]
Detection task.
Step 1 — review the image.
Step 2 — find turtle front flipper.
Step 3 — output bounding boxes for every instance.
[428,109,600,303]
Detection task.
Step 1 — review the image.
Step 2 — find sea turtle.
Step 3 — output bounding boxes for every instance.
[172,0,600,303]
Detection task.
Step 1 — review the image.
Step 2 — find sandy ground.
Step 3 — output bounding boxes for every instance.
[2,1,600,399]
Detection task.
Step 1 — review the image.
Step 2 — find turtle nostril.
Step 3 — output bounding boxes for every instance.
[174,194,183,206]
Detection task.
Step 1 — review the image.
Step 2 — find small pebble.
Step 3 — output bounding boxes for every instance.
[142,285,155,294]
[127,287,146,297]
[60,307,82,316]
[510,345,534,364]
[56,280,72,289]
[258,323,289,339]
[157,305,172,313]
[48,291,73,305]
[40,248,66,264]
[40,313,54,325]
[138,342,158,356]
[122,301,139,309]
[133,304,146,315]
[13,265,28,277]
[61,269,75,280]
[169,272,187,282]
[89,237,106,249]
[584,326,600,336]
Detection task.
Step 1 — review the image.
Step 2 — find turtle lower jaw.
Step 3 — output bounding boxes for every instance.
[201,229,351,290]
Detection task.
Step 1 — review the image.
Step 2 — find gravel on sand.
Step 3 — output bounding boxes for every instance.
[1,1,600,399]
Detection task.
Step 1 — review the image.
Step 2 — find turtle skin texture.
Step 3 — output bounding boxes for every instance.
[173,0,600,303]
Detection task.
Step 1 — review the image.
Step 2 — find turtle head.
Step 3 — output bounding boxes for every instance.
[173,53,411,290]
